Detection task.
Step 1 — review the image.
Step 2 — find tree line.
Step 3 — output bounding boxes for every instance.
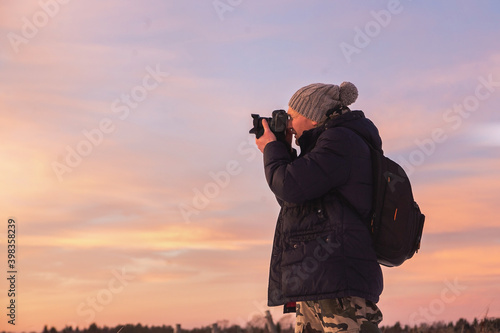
[2,317,499,333]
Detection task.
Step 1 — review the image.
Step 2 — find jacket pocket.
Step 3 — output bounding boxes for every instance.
[282,230,339,266]
[281,230,341,298]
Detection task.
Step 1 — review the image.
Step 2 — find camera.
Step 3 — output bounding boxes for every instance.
[249,109,288,143]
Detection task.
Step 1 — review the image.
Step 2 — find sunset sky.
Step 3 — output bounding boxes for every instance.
[1,1,500,332]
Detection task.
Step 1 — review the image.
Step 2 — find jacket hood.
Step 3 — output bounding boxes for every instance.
[300,110,383,154]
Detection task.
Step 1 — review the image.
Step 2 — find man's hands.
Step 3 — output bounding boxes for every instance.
[256,119,295,153]
[255,119,276,153]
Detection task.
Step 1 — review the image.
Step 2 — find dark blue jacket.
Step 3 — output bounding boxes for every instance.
[264,111,383,306]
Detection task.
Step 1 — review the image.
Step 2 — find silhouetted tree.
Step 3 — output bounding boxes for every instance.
[38,316,500,333]
[455,318,471,332]
[62,326,74,333]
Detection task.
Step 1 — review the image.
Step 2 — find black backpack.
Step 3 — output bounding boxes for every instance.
[342,128,426,267]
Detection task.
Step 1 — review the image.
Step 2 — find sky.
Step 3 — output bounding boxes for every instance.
[1,0,500,331]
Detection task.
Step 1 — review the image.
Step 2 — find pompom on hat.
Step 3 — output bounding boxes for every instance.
[288,82,359,123]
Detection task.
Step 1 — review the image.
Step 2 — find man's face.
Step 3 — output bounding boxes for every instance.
[287,107,318,143]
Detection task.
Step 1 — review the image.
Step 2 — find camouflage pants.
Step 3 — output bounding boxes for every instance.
[295,297,383,333]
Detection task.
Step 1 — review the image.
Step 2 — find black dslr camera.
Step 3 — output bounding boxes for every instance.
[249,109,288,143]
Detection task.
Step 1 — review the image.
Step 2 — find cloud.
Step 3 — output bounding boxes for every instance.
[415,160,500,233]
[22,221,268,251]
[469,123,500,146]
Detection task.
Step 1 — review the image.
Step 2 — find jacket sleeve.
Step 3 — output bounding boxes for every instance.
[263,128,353,204]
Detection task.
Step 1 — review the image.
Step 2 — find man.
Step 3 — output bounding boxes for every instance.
[255,82,384,332]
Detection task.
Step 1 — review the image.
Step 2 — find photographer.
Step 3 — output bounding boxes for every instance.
[255,82,384,332]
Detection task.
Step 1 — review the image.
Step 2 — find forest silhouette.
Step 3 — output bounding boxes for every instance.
[2,316,497,333]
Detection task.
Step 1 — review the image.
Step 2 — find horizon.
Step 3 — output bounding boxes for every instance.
[1,1,500,331]
[5,313,499,333]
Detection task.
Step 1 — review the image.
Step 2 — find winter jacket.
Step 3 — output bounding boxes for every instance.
[263,110,384,306]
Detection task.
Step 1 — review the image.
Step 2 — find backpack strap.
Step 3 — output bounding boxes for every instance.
[331,126,379,232]
[333,189,370,222]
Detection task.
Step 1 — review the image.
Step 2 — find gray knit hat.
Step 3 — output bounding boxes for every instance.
[288,82,359,123]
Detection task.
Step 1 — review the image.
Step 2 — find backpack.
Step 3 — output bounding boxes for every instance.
[341,128,426,267]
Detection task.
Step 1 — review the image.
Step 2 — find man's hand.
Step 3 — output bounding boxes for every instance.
[255,119,276,153]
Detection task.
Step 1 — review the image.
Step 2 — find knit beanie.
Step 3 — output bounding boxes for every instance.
[288,82,359,123]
